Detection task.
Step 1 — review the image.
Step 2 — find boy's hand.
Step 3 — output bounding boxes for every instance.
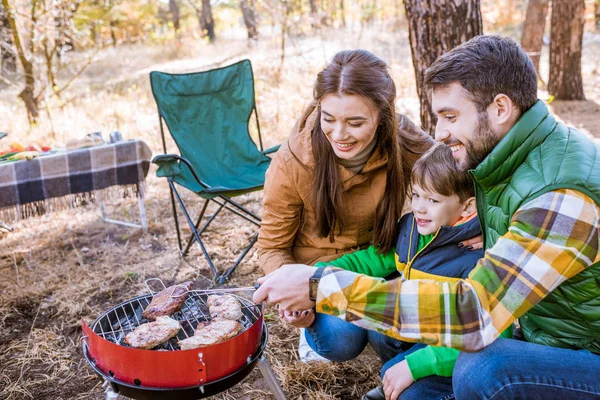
[382,360,414,400]
[279,308,315,328]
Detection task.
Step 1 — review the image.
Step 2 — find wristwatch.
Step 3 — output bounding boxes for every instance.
[309,267,326,302]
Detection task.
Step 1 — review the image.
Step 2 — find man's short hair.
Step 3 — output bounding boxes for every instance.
[411,143,474,203]
[424,35,538,113]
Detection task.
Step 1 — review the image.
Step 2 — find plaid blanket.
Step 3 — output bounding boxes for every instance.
[0,140,152,221]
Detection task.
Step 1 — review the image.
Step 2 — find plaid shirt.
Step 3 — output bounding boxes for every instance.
[315,189,600,351]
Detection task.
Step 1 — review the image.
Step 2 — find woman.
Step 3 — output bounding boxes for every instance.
[258,49,433,275]
[257,49,434,363]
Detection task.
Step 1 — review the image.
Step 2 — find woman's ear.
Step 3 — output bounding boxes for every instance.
[461,197,477,217]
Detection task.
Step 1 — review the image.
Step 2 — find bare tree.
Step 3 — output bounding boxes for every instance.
[2,0,39,122]
[521,0,549,78]
[0,2,16,74]
[240,0,258,40]
[548,0,585,100]
[595,0,600,31]
[404,0,483,133]
[200,0,215,42]
[188,0,215,42]
[169,0,181,33]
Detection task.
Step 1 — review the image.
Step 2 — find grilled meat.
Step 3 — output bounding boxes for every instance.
[178,319,242,350]
[142,281,193,320]
[124,316,182,349]
[207,294,243,321]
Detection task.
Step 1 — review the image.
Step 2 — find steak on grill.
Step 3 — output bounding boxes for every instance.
[142,281,193,320]
[178,319,242,350]
[207,294,243,321]
[124,316,182,349]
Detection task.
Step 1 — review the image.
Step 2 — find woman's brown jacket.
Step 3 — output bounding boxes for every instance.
[257,102,433,274]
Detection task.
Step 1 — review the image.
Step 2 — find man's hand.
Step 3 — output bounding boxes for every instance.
[253,264,316,310]
[382,360,414,400]
[459,234,483,250]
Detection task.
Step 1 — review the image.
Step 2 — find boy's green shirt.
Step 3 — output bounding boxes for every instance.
[315,235,511,381]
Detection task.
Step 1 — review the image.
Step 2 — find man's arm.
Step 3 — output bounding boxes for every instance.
[315,189,600,351]
[314,245,396,277]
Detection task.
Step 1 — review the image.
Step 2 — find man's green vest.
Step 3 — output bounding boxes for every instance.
[470,100,600,354]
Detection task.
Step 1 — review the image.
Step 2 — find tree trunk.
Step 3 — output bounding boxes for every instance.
[308,0,317,13]
[0,1,16,73]
[404,0,483,134]
[521,0,549,77]
[199,0,215,43]
[169,0,181,32]
[240,0,258,40]
[339,0,345,27]
[1,0,38,122]
[548,0,585,100]
[595,0,600,31]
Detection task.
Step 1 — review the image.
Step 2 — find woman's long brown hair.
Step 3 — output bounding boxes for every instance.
[310,49,429,253]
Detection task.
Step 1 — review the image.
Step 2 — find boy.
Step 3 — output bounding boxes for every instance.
[288,143,510,399]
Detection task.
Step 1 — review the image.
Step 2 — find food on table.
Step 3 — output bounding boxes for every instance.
[178,319,242,350]
[142,281,193,320]
[7,151,40,161]
[124,316,182,349]
[207,294,244,321]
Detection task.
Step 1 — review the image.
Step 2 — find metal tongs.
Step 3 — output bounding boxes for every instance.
[144,278,260,298]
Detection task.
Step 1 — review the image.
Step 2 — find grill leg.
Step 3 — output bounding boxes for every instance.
[103,379,122,400]
[257,356,286,400]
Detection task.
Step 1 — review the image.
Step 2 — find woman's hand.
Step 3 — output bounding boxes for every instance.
[382,360,415,400]
[279,308,315,328]
[459,234,483,250]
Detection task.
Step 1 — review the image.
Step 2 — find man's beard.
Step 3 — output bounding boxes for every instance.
[457,113,500,172]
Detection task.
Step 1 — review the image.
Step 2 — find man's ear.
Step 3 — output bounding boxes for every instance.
[461,197,477,217]
[488,94,519,132]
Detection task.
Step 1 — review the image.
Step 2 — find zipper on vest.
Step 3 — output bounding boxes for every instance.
[469,170,487,249]
[405,219,440,280]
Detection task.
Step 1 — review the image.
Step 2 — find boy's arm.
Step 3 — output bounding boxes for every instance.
[314,245,396,278]
[404,326,513,380]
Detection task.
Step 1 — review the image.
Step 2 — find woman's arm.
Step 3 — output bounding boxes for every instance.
[257,150,304,274]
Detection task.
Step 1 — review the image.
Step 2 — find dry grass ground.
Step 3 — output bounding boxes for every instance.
[1,25,599,400]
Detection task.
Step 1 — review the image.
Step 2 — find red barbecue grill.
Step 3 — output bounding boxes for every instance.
[82,280,286,400]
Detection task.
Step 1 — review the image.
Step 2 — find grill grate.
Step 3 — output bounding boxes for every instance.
[91,291,261,351]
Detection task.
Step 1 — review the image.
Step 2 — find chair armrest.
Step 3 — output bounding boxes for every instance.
[152,153,210,189]
[262,144,281,155]
[153,154,186,179]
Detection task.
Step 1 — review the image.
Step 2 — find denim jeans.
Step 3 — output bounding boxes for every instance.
[305,313,414,363]
[453,338,600,400]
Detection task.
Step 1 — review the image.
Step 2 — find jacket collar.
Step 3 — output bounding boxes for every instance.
[401,213,481,260]
[471,100,557,188]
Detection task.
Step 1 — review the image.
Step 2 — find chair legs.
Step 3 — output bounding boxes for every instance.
[167,180,260,284]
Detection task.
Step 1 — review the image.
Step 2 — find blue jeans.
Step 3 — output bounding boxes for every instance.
[305,313,414,363]
[381,342,454,400]
[453,338,600,400]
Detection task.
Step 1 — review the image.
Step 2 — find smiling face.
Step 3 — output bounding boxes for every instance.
[432,83,502,171]
[411,183,474,235]
[320,93,380,160]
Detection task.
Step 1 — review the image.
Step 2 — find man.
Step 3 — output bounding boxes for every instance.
[254,35,600,399]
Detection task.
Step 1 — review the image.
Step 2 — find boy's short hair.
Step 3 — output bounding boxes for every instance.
[411,143,474,202]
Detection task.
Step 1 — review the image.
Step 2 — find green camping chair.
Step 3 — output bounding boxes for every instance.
[150,60,279,284]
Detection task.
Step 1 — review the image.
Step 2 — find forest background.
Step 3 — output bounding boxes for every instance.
[1,0,600,399]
